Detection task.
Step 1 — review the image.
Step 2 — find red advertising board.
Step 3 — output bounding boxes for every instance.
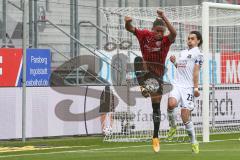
[0,48,22,86]
[221,52,240,84]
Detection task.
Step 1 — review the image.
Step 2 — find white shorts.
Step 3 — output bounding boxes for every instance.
[169,85,195,111]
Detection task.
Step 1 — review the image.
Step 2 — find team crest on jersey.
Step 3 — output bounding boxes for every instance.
[155,41,161,47]
[187,54,192,59]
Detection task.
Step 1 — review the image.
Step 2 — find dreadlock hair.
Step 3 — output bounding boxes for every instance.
[153,18,166,28]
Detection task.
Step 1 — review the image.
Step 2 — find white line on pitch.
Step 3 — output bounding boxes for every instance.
[0,145,150,158]
[0,138,239,158]
[82,149,240,153]
[1,147,240,158]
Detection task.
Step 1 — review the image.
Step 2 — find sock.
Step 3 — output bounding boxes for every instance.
[184,121,197,144]
[152,103,161,138]
[167,108,177,128]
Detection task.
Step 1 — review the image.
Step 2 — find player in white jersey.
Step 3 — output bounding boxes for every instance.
[166,31,203,154]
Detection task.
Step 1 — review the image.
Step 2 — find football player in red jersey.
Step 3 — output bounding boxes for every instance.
[125,10,176,152]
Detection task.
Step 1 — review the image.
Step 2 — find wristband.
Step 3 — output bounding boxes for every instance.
[194,88,199,92]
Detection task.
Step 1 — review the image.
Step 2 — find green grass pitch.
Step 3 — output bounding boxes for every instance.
[0,133,239,160]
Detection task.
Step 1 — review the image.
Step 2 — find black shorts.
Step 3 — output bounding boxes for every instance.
[99,86,115,113]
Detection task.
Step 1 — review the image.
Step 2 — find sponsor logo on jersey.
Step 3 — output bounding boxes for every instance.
[177,60,187,67]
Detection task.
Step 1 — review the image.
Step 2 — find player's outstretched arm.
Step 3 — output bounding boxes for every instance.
[125,16,135,34]
[193,64,200,97]
[157,10,177,42]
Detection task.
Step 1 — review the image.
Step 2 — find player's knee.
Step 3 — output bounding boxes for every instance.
[182,119,189,124]
[168,99,177,110]
[181,114,190,124]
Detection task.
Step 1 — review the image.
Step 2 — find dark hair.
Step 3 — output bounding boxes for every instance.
[190,31,203,47]
[153,18,166,27]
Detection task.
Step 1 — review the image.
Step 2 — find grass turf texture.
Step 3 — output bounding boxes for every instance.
[0,133,239,160]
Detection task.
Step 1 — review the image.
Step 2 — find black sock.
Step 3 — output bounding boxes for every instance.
[152,103,161,138]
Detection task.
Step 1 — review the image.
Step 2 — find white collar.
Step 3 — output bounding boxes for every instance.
[188,46,198,51]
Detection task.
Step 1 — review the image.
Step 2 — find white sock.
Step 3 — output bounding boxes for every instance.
[167,109,177,128]
[185,121,197,144]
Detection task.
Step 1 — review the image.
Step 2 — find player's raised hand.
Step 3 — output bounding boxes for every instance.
[124,16,132,23]
[157,10,164,18]
[170,55,176,64]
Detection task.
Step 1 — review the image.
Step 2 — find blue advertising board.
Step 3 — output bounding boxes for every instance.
[17,49,51,87]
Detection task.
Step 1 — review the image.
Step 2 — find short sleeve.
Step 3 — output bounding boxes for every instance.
[163,36,172,47]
